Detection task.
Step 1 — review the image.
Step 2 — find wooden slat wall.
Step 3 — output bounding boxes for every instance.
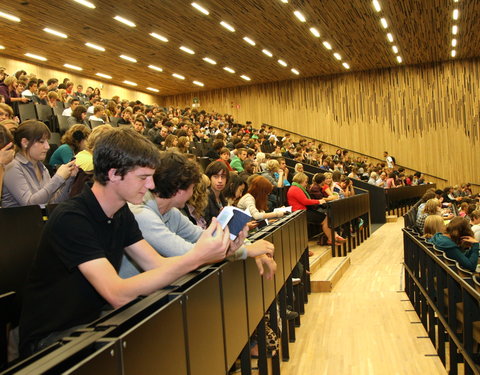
[163,58,480,188]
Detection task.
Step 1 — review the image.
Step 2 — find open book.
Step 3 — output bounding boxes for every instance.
[273,206,292,214]
[217,206,252,240]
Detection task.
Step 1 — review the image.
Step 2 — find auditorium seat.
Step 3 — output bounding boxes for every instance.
[17,102,37,123]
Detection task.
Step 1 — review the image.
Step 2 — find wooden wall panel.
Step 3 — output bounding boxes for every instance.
[163,58,480,188]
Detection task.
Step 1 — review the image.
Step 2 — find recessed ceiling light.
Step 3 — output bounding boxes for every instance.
[0,11,20,22]
[96,73,112,79]
[43,28,68,38]
[191,2,209,15]
[451,39,457,47]
[203,57,217,65]
[25,53,47,61]
[119,54,137,63]
[172,73,185,80]
[396,55,403,63]
[63,63,82,71]
[278,59,288,67]
[262,49,273,57]
[291,68,300,75]
[451,50,456,57]
[380,18,388,28]
[193,81,204,87]
[240,75,251,81]
[0,45,5,50]
[372,0,381,12]
[243,37,256,46]
[73,0,95,9]
[387,33,394,42]
[310,27,320,37]
[148,65,163,72]
[149,32,169,42]
[147,87,159,93]
[342,62,350,69]
[223,67,235,73]
[452,25,458,35]
[333,53,342,60]
[453,9,459,20]
[280,0,288,3]
[179,46,195,54]
[323,41,332,50]
[392,45,399,54]
[220,21,235,32]
[85,42,105,51]
[114,15,136,27]
[293,10,306,22]
[123,80,137,86]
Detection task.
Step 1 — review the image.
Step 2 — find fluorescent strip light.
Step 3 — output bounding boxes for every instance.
[392,45,399,54]
[0,45,5,50]
[372,0,381,12]
[342,62,350,69]
[243,37,256,46]
[453,9,459,20]
[323,41,332,50]
[396,56,403,63]
[179,46,195,54]
[24,53,47,61]
[0,11,20,22]
[280,0,288,3]
[262,49,273,57]
[147,87,159,93]
[114,15,136,27]
[451,39,457,47]
[310,27,320,37]
[73,0,95,9]
[380,18,388,29]
[43,27,68,38]
[333,53,342,60]
[123,80,137,86]
[293,10,306,22]
[193,81,204,87]
[291,68,300,75]
[148,65,163,72]
[119,54,137,63]
[85,42,105,51]
[172,73,185,80]
[223,67,235,73]
[191,2,209,15]
[451,50,456,57]
[278,59,287,67]
[220,21,235,32]
[452,25,458,35]
[96,73,112,79]
[387,33,394,42]
[203,57,217,65]
[240,75,251,81]
[63,63,82,71]
[149,32,168,42]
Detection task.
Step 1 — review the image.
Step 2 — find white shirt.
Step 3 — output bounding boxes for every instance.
[22,90,35,98]
[62,107,72,117]
[472,224,480,242]
[386,156,394,169]
[88,115,104,123]
[87,105,95,114]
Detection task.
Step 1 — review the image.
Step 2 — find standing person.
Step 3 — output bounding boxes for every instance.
[384,151,394,169]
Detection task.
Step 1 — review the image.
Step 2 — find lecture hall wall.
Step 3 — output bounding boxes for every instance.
[164,57,480,188]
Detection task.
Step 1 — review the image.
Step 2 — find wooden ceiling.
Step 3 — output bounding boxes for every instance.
[0,0,478,96]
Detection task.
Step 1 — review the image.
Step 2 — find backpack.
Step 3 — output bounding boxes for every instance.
[391,156,396,165]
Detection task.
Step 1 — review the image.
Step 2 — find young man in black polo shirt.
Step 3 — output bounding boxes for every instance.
[19,128,231,356]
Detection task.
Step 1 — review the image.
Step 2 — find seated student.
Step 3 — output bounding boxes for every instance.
[308,173,339,201]
[2,120,77,208]
[0,124,14,202]
[216,147,234,171]
[224,174,247,206]
[182,174,211,229]
[87,105,106,124]
[458,202,469,218]
[204,161,229,226]
[75,125,113,173]
[416,190,436,219]
[67,105,89,129]
[430,217,479,272]
[119,151,275,279]
[415,198,441,233]
[385,172,397,189]
[49,124,91,166]
[32,85,48,105]
[261,159,284,188]
[19,128,232,357]
[422,215,446,240]
[470,210,480,242]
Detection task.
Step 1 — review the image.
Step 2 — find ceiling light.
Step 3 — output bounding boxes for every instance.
[451,39,457,47]
[147,87,159,93]
[220,21,235,32]
[123,80,137,86]
[114,16,136,27]
[0,11,20,22]
[387,33,394,42]
[323,41,332,50]
[96,73,112,79]
[342,62,350,69]
[223,67,235,73]
[396,56,403,63]
[333,53,342,60]
[293,10,306,22]
[0,45,4,50]
[73,0,95,8]
[278,59,287,67]
[149,32,169,42]
[453,9,459,20]
[63,63,82,71]
[179,46,195,54]
[291,68,300,75]
[452,25,458,35]
[243,37,256,46]
[193,81,204,87]
[392,45,398,53]
[451,50,456,57]
[280,0,288,3]
[172,73,185,80]
[85,42,105,51]
[24,53,47,61]
[262,49,273,57]
[119,54,137,63]
[240,75,251,81]
[148,65,163,72]
[203,57,217,65]
[372,0,381,12]
[191,2,209,15]
[380,18,388,28]
[43,28,68,38]
[310,27,320,37]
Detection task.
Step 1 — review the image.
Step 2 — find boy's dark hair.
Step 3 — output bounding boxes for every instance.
[205,161,230,184]
[93,128,160,185]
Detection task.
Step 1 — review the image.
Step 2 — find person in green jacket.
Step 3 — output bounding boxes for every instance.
[229,147,247,172]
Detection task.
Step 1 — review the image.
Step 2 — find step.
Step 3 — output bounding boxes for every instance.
[310,256,351,293]
[308,243,332,274]
[386,215,398,222]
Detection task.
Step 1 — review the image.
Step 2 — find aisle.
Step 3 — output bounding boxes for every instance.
[280,218,447,375]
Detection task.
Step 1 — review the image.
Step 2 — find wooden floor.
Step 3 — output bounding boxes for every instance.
[280,218,447,375]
